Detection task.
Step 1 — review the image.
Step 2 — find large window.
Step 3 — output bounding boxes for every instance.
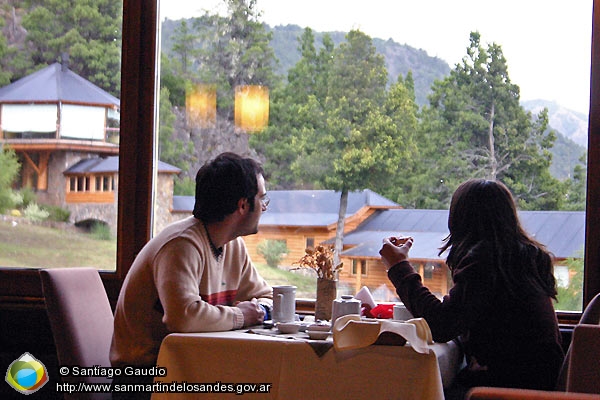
[0,1,122,272]
[154,0,594,312]
[0,1,599,321]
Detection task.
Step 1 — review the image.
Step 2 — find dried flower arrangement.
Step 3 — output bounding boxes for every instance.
[291,244,343,281]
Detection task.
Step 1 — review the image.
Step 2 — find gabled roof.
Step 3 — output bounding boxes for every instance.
[260,189,399,227]
[340,209,585,260]
[64,156,180,174]
[0,63,120,107]
[171,189,400,225]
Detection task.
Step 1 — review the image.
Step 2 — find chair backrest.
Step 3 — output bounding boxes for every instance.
[566,324,600,394]
[556,293,600,391]
[466,387,600,399]
[579,293,600,325]
[41,268,114,399]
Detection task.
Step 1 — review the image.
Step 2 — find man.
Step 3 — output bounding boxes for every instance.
[110,152,273,376]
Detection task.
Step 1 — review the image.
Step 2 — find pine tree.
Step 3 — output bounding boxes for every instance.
[417,32,565,209]
[21,0,122,96]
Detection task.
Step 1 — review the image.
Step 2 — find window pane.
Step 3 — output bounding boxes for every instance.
[0,1,122,271]
[157,1,590,310]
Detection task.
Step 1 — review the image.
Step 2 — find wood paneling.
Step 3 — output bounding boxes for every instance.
[66,191,115,203]
[246,226,333,265]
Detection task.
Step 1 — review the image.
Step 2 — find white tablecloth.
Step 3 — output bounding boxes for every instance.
[151,329,463,400]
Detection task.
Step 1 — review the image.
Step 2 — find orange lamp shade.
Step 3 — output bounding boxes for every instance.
[234,85,269,133]
[186,84,217,128]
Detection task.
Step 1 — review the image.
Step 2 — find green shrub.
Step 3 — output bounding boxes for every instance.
[9,191,23,207]
[43,205,71,222]
[257,240,289,268]
[23,202,50,222]
[19,187,37,208]
[0,189,17,213]
[91,222,112,240]
[0,149,20,213]
[174,176,196,196]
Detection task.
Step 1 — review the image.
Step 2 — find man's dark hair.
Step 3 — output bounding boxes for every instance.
[193,152,264,223]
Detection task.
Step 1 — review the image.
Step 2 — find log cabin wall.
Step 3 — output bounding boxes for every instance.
[244,226,334,266]
[339,257,450,300]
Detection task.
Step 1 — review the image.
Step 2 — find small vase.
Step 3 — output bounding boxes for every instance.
[315,278,337,321]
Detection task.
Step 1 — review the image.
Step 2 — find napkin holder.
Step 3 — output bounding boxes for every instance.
[332,314,432,354]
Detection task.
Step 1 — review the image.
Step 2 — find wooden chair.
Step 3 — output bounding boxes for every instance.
[557,293,600,391]
[41,268,114,400]
[566,324,600,394]
[466,387,600,399]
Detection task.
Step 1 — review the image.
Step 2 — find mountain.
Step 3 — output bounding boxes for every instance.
[268,24,450,107]
[522,100,587,180]
[522,100,588,148]
[269,26,587,180]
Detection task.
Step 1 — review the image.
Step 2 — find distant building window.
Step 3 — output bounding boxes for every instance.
[352,259,367,276]
[105,176,113,191]
[95,175,113,192]
[306,237,315,248]
[68,174,114,193]
[424,262,436,279]
[78,176,88,192]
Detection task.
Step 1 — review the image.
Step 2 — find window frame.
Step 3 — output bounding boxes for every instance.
[0,0,158,302]
[0,0,598,322]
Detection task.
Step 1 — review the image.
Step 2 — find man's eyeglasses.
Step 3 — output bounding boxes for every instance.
[260,194,270,208]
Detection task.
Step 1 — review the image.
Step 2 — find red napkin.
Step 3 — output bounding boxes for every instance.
[363,303,394,319]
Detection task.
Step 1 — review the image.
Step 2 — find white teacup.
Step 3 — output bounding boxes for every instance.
[272,285,297,323]
[393,304,413,321]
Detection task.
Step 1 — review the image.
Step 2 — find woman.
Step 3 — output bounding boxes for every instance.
[379,179,564,396]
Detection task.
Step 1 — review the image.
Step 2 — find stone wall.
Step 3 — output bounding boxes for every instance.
[26,149,176,235]
[153,173,177,234]
[66,202,118,233]
[35,151,94,206]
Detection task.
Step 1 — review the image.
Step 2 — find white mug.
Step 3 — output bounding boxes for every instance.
[393,304,413,321]
[272,285,296,323]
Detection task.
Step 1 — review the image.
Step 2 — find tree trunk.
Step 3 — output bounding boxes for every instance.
[487,102,497,180]
[334,189,348,270]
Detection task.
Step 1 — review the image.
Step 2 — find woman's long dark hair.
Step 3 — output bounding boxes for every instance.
[439,179,557,299]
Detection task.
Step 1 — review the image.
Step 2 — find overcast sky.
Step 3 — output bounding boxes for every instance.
[160,0,593,115]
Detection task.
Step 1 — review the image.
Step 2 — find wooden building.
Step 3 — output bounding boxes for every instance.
[0,63,180,232]
[171,189,586,302]
[336,209,586,301]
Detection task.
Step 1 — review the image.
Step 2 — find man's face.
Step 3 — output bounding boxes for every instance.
[241,174,267,236]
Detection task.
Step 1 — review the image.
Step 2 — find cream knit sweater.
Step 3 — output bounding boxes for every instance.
[110,216,273,367]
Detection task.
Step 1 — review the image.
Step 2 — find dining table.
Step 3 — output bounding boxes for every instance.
[151,325,463,400]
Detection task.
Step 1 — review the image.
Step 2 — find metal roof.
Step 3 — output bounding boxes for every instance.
[260,189,399,227]
[0,63,120,107]
[171,189,400,225]
[167,192,584,259]
[339,209,585,260]
[341,230,449,259]
[63,156,180,174]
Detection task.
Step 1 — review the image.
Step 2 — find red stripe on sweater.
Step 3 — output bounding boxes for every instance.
[202,290,238,305]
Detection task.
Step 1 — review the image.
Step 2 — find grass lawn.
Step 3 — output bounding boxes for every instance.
[0,220,116,269]
[253,262,318,298]
[0,220,317,296]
